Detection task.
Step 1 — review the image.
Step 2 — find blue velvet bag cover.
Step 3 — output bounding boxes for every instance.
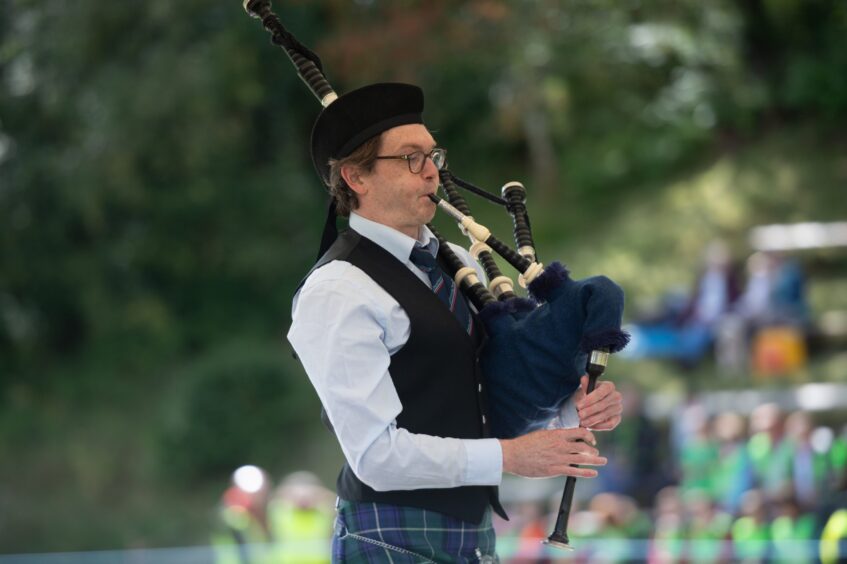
[478,262,629,439]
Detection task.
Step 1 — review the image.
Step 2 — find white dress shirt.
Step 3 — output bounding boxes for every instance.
[288,212,503,491]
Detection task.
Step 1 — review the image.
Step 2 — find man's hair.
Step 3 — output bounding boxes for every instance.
[327,135,382,217]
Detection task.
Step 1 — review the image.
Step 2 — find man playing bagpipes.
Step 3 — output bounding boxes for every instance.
[288,82,623,563]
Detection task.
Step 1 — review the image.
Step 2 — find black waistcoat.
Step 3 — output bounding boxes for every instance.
[302,229,506,524]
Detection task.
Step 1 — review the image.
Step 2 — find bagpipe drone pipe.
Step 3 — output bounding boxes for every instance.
[241,0,629,441]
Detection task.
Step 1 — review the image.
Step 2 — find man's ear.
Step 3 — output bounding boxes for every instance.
[340,164,367,195]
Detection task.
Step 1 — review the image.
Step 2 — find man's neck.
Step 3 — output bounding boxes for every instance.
[352,211,422,241]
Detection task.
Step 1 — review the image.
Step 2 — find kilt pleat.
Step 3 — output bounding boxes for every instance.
[332,499,498,563]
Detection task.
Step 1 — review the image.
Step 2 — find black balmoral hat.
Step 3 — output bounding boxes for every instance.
[310,82,424,185]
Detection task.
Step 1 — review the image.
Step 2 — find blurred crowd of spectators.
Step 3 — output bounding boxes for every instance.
[494,401,847,563]
[211,397,846,563]
[622,241,811,374]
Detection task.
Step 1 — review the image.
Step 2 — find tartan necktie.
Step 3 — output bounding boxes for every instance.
[409,246,474,336]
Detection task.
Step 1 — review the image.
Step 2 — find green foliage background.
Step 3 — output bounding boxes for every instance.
[1,0,845,553]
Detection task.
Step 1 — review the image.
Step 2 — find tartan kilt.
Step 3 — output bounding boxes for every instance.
[332,499,498,563]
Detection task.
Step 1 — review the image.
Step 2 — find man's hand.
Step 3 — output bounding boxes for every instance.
[574,375,622,431]
[499,428,607,479]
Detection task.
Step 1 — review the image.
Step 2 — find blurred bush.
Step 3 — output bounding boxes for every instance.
[157,342,321,483]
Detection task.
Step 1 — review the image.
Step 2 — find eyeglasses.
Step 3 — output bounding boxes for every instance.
[375,147,447,174]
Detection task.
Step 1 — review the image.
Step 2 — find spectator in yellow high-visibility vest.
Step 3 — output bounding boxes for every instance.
[268,471,334,564]
[820,466,847,564]
[820,509,847,564]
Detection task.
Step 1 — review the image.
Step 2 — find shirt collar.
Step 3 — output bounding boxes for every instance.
[349,212,439,263]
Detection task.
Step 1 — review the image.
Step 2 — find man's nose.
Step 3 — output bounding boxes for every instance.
[421,154,439,178]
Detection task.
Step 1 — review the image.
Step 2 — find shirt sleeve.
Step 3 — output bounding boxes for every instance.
[288,261,502,491]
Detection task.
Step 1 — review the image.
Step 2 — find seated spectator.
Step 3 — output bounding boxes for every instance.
[730,489,771,562]
[623,240,740,367]
[678,407,719,496]
[785,411,832,512]
[820,507,847,564]
[650,486,687,564]
[770,495,817,564]
[585,493,652,563]
[679,241,742,328]
[747,403,794,503]
[734,252,774,324]
[819,464,847,564]
[737,250,809,327]
[721,251,811,374]
[830,425,847,482]
[683,489,733,564]
[711,411,754,514]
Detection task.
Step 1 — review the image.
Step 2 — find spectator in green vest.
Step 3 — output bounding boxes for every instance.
[747,403,793,502]
[770,495,817,564]
[829,425,847,482]
[678,406,719,497]
[731,489,770,562]
[581,492,651,563]
[711,411,754,514]
[683,489,732,564]
[650,486,687,563]
[785,411,832,511]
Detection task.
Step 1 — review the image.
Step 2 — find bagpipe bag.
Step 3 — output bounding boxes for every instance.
[478,262,628,439]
